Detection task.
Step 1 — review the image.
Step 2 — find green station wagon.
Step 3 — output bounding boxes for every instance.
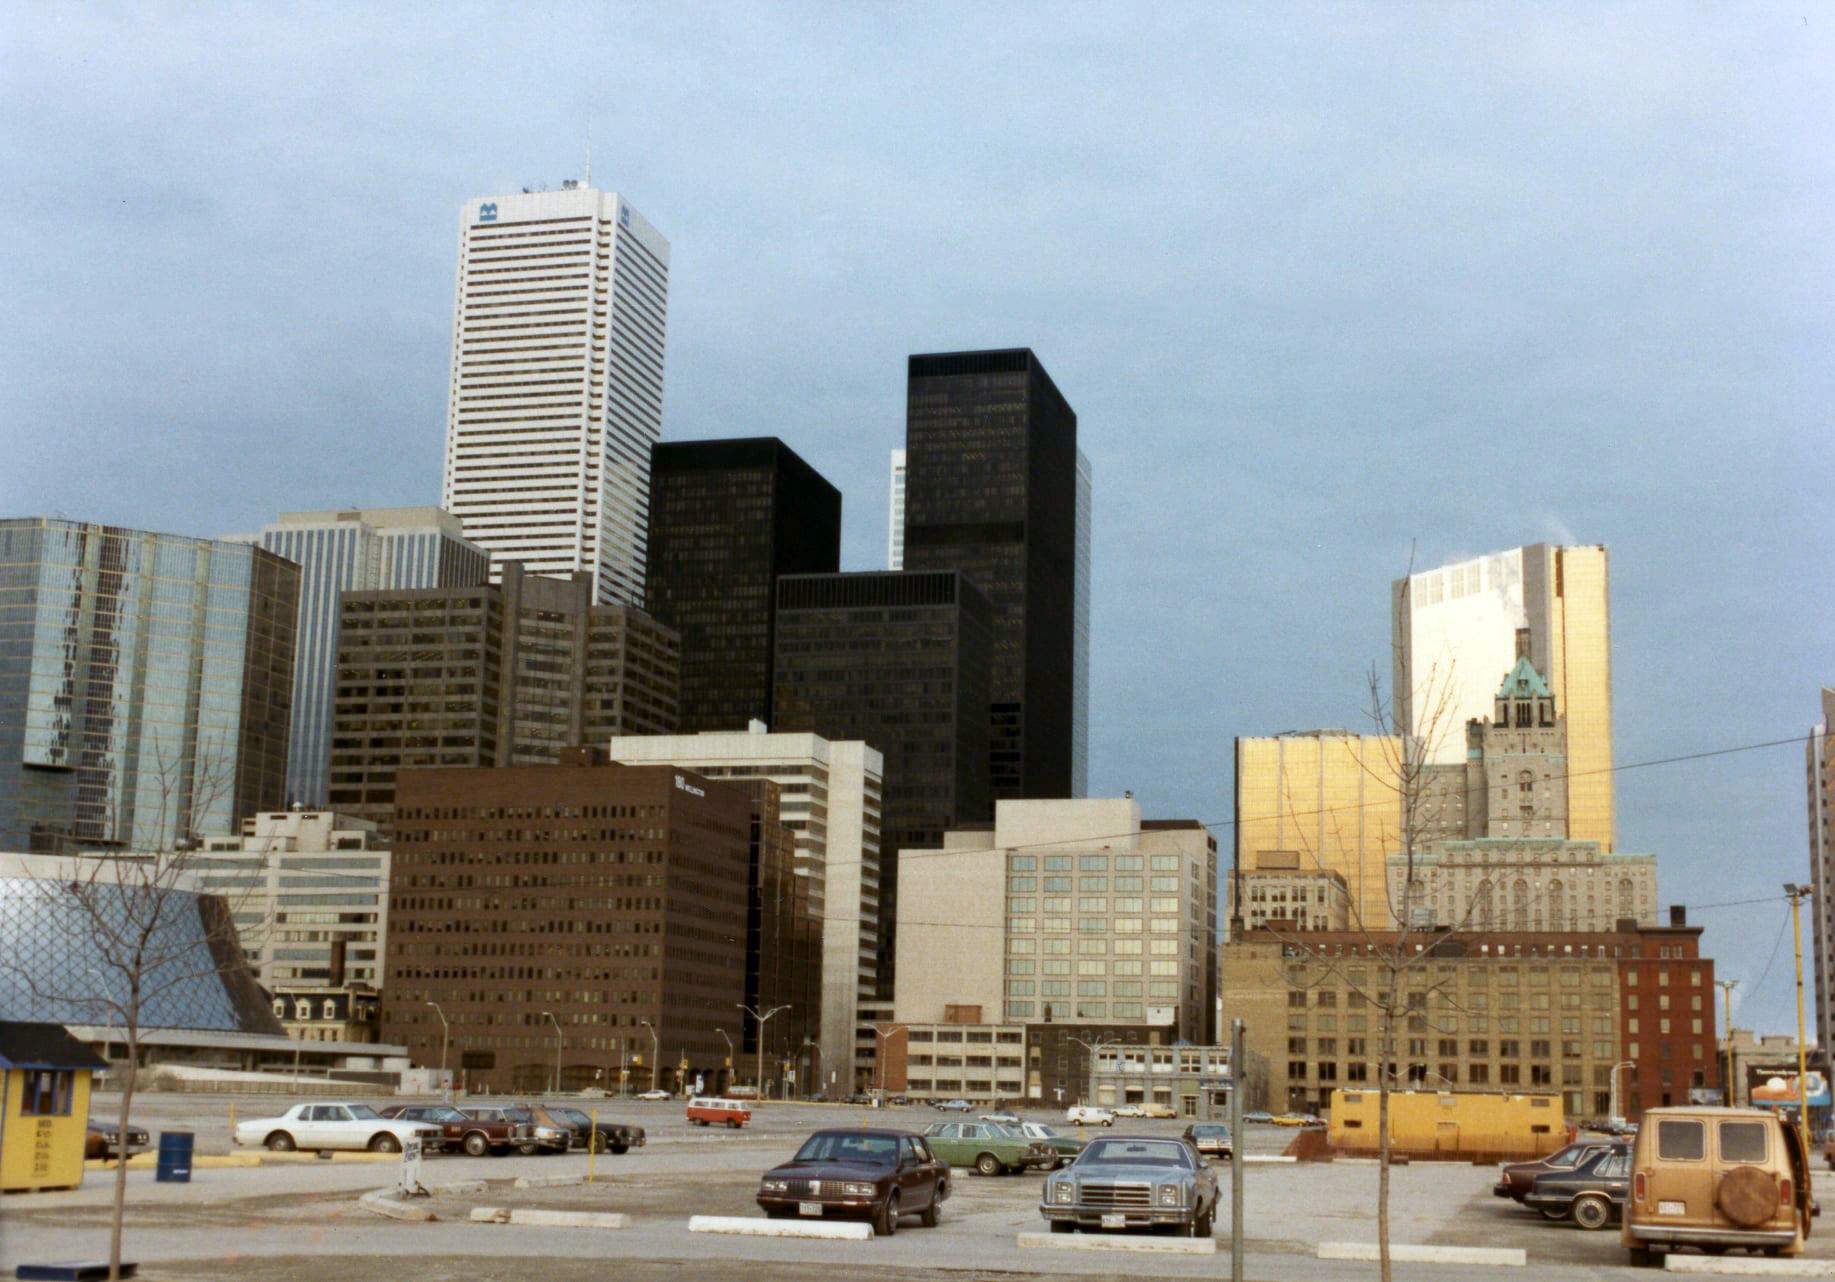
[921,1120,1052,1175]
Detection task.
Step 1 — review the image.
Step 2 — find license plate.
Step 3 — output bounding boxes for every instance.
[799,1201,823,1217]
[1657,1200,1685,1216]
[1100,1213,1126,1230]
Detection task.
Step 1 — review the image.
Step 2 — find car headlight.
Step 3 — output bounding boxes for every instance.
[1052,1181,1075,1204]
[842,1181,877,1197]
[1156,1183,1183,1207]
[761,1179,788,1193]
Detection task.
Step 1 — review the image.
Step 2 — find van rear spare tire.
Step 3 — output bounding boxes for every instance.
[1715,1165,1778,1228]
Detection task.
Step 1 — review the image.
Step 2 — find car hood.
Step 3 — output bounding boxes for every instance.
[1066,1164,1195,1182]
[766,1159,898,1180]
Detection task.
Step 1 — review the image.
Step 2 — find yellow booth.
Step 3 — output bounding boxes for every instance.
[0,1021,109,1192]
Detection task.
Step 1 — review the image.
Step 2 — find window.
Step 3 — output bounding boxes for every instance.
[1656,1119,1704,1161]
[21,1069,74,1116]
[1719,1121,1767,1163]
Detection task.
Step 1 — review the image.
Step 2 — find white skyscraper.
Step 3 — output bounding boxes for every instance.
[441,182,669,606]
[887,449,906,569]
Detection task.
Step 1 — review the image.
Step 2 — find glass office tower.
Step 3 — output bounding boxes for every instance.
[0,519,298,850]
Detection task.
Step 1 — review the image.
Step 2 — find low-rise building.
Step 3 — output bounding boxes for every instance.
[1234,860,1351,932]
[272,983,380,1044]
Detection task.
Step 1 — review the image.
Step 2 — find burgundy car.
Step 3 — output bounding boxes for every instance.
[757,1128,950,1236]
[378,1103,532,1156]
[1493,1139,1617,1203]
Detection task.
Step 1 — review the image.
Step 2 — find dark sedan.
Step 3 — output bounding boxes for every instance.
[1182,1123,1233,1159]
[1493,1139,1618,1203]
[757,1128,950,1236]
[544,1104,645,1154]
[85,1122,150,1161]
[1523,1146,1630,1230]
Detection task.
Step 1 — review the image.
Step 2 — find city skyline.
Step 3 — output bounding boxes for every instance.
[4,6,1827,1035]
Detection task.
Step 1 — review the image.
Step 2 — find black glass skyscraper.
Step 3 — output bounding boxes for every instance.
[645,438,841,733]
[903,349,1080,801]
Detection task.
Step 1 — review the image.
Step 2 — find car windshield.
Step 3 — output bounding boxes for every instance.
[550,1108,588,1124]
[503,1108,533,1122]
[982,1123,1020,1138]
[792,1132,899,1165]
[421,1106,468,1122]
[1191,1125,1228,1137]
[1547,1143,1585,1165]
[1025,1124,1064,1138]
[1081,1139,1191,1168]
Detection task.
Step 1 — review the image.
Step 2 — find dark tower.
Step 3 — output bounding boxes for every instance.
[645,439,841,732]
[902,349,1079,801]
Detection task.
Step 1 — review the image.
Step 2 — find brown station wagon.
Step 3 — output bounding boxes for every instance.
[378,1103,532,1156]
[1622,1106,1814,1264]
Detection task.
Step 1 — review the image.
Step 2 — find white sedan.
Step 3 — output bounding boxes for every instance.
[233,1102,444,1153]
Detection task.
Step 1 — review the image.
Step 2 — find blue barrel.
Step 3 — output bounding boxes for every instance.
[155,1130,193,1182]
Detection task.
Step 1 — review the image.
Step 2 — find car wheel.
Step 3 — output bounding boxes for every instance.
[610,1142,629,1155]
[588,1132,606,1153]
[1539,1208,1567,1221]
[1049,1155,1065,1171]
[975,1153,1002,1177]
[369,1133,402,1154]
[727,1119,741,1129]
[874,1190,899,1236]
[1571,1195,1610,1231]
[1050,1220,1075,1234]
[462,1132,489,1157]
[518,1142,539,1156]
[920,1191,941,1227]
[266,1132,296,1152]
[1193,1204,1214,1238]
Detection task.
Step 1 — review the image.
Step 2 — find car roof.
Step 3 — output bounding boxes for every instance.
[1639,1105,1776,1120]
[807,1127,914,1139]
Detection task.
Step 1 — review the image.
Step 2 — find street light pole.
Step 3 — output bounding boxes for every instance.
[715,1027,734,1091]
[1610,1060,1635,1123]
[1716,979,1739,1105]
[1786,884,1813,1151]
[639,1018,660,1093]
[543,1010,562,1095]
[738,1004,791,1099]
[803,1037,821,1100]
[425,1001,450,1099]
[1069,1036,1107,1106]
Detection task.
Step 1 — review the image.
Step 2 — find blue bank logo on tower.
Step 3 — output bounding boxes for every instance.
[479,202,498,223]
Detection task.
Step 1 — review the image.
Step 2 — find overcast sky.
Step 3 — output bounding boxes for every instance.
[4,4,1830,1035]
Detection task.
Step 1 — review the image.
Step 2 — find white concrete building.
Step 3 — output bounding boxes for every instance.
[608,724,881,1095]
[441,182,670,607]
[230,507,487,807]
[1389,838,1657,932]
[896,799,1218,1045]
[181,810,391,988]
[887,449,905,570]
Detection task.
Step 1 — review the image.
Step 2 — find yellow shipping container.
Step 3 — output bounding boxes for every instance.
[1328,1088,1567,1161]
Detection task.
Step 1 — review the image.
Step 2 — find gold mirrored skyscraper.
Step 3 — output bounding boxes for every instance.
[1392,544,1614,851]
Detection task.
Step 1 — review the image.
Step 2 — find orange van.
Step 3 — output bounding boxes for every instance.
[686,1096,751,1128]
[1621,1106,1813,1265]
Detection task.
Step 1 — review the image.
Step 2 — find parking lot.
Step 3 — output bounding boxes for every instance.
[9,1094,1835,1280]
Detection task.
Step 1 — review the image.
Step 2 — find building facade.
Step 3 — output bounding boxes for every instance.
[644,438,841,732]
[887,449,905,570]
[1233,863,1352,933]
[607,726,881,1095]
[328,562,678,829]
[0,519,298,851]
[441,184,670,607]
[1809,688,1835,1060]
[180,810,390,990]
[242,507,487,807]
[1233,731,1401,932]
[773,569,993,998]
[381,756,787,1095]
[1390,839,1657,933]
[902,348,1085,802]
[1221,916,1715,1120]
[1393,544,1614,849]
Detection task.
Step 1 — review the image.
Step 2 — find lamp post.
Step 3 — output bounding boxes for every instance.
[1786,884,1813,1151]
[1069,1036,1107,1106]
[639,1018,660,1094]
[425,1001,450,1099]
[1610,1060,1635,1123]
[1716,979,1739,1105]
[738,1004,791,1099]
[543,1010,563,1095]
[715,1027,734,1091]
[874,1024,907,1094]
[803,1037,822,1101]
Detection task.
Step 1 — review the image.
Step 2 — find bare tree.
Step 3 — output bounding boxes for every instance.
[9,738,244,1282]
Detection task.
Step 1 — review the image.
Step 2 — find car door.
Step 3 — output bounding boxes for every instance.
[897,1136,932,1207]
[321,1105,359,1147]
[927,1123,964,1166]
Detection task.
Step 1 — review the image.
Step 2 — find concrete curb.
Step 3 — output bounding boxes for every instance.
[514,1173,585,1189]
[1243,1155,1298,1164]
[470,1207,510,1223]
[429,1180,487,1196]
[358,1189,436,1222]
[506,1208,629,1229]
[688,1215,871,1240]
[1663,1257,1835,1277]
[1319,1242,1525,1266]
[1017,1232,1215,1255]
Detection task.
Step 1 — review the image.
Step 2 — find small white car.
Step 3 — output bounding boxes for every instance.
[635,1089,671,1101]
[233,1102,443,1153]
[1065,1105,1114,1126]
[1112,1104,1148,1119]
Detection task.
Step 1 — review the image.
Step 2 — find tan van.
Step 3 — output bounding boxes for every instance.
[1621,1106,1813,1265]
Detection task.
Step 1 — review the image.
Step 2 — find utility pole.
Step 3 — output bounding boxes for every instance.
[1786,884,1813,1151]
[715,1027,734,1092]
[1230,1018,1244,1282]
[1716,979,1739,1105]
[426,1001,450,1100]
[543,1010,562,1094]
[639,1018,660,1093]
[738,1004,790,1099]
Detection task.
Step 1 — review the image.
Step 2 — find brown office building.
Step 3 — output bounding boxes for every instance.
[328,561,678,833]
[381,753,811,1094]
